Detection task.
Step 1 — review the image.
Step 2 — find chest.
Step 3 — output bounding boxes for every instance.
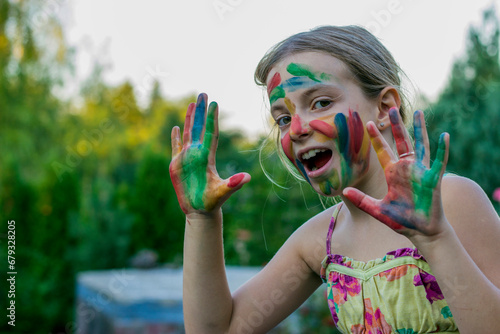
[330,215,415,262]
[323,256,458,333]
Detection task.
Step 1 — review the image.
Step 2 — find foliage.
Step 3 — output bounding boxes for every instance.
[427,6,500,213]
[1,1,500,333]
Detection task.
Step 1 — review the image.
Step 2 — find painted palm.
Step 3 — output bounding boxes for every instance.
[344,108,450,236]
[169,94,249,214]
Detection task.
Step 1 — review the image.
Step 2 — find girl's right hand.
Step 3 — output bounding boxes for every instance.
[169,93,250,215]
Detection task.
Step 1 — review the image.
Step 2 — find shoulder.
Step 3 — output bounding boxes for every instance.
[441,174,499,223]
[291,202,338,241]
[285,202,340,273]
[441,174,500,284]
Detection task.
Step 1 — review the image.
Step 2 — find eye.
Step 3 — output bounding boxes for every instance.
[276,115,292,127]
[313,100,332,109]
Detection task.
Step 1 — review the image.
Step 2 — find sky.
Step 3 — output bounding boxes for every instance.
[58,0,500,138]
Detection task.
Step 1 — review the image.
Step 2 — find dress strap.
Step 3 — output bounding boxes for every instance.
[326,203,343,256]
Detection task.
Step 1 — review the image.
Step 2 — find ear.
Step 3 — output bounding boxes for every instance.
[376,87,401,130]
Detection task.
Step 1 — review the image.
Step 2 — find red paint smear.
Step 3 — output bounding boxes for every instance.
[281,133,294,162]
[267,72,281,96]
[169,162,189,214]
[309,120,336,138]
[348,109,364,155]
[344,187,405,231]
[290,115,305,135]
[228,174,245,188]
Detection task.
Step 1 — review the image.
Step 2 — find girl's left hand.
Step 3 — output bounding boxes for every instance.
[343,108,450,238]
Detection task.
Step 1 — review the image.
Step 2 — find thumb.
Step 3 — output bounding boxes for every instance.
[343,187,405,231]
[343,187,375,211]
[226,172,251,191]
[211,173,251,209]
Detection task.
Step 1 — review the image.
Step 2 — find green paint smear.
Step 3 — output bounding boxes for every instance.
[319,171,339,195]
[181,103,218,210]
[411,133,446,217]
[339,157,352,189]
[184,146,208,210]
[286,63,331,82]
[329,170,340,191]
[396,329,417,334]
[441,306,453,319]
[269,86,285,105]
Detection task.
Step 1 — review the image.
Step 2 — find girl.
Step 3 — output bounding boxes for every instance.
[169,25,500,333]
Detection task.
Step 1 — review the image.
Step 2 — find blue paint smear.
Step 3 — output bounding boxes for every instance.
[192,95,206,143]
[281,76,319,93]
[381,201,414,229]
[413,111,426,164]
[334,113,349,158]
[324,180,333,195]
[295,159,311,184]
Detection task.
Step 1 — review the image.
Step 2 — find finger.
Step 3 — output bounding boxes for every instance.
[171,126,182,157]
[220,173,252,203]
[227,172,251,190]
[343,187,405,231]
[192,93,208,143]
[343,187,380,216]
[183,103,196,147]
[430,132,449,180]
[204,173,251,211]
[389,107,413,157]
[413,110,430,167]
[204,101,219,166]
[366,122,395,169]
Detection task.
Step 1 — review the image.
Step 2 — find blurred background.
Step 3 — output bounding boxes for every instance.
[1,0,500,333]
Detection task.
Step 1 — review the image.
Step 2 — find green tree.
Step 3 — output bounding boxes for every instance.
[0,0,70,180]
[427,6,500,211]
[222,135,324,266]
[129,146,185,263]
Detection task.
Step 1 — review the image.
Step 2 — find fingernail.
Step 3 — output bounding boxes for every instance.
[389,108,399,123]
[228,174,245,188]
[208,101,218,113]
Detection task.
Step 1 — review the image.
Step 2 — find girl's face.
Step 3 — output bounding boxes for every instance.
[267,52,379,196]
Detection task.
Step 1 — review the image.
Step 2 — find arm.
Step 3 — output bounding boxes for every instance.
[169,93,250,332]
[344,108,500,333]
[420,175,500,332]
[169,93,321,333]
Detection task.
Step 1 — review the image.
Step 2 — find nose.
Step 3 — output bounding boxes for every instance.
[289,114,312,140]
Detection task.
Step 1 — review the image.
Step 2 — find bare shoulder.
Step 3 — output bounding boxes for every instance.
[441,174,500,284]
[289,202,337,244]
[286,203,339,274]
[441,174,499,225]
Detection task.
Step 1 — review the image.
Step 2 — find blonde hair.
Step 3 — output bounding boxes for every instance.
[255,25,411,186]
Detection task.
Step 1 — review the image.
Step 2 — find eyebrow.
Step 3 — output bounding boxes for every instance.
[301,84,337,97]
[270,104,288,118]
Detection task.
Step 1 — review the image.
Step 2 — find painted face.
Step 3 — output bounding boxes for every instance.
[267,52,375,196]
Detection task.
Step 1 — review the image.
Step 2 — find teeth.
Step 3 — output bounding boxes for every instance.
[301,148,326,161]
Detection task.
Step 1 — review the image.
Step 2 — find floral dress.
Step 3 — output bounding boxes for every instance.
[320,204,459,334]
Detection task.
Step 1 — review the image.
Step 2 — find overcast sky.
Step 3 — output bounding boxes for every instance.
[59,0,499,138]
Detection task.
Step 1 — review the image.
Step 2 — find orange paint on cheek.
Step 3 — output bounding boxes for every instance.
[359,127,371,156]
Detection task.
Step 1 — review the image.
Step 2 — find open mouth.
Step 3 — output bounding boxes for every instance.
[299,148,333,173]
